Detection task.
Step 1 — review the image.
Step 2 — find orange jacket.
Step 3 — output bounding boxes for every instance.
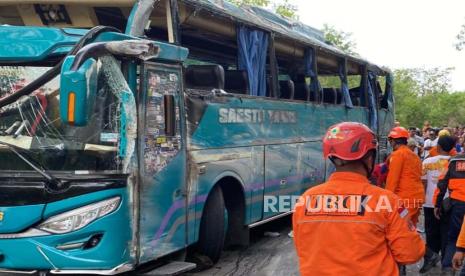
[386,145,425,205]
[429,146,457,157]
[293,172,425,276]
[436,155,465,203]
[457,215,465,252]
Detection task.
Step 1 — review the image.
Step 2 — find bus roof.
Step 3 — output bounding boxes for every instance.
[0,0,389,74]
[181,0,388,75]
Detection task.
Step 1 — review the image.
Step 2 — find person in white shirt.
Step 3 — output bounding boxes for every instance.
[423,128,438,159]
[420,136,455,273]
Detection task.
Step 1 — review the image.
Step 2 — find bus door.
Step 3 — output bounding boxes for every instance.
[138,62,188,262]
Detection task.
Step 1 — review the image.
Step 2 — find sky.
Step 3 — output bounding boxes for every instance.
[293,0,465,91]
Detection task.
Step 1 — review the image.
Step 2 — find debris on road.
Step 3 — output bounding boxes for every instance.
[264,231,281,238]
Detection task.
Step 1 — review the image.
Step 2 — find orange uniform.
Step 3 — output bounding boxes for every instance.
[293,172,425,276]
[429,146,457,157]
[385,145,425,224]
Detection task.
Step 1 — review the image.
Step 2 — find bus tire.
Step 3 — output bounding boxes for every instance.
[196,185,225,264]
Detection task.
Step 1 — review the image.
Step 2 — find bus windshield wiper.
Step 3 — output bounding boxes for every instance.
[0,141,63,191]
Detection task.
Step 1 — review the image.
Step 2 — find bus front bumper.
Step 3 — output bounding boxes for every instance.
[0,189,132,274]
[0,263,132,275]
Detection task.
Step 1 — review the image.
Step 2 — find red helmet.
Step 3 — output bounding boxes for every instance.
[323,122,377,161]
[388,127,409,139]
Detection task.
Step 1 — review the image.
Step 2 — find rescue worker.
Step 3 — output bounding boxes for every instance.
[293,122,425,276]
[452,217,465,273]
[436,152,465,274]
[385,126,425,226]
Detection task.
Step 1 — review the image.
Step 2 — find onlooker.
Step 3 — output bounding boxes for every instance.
[409,126,424,157]
[423,128,438,159]
[408,138,418,152]
[420,136,455,273]
[423,121,431,138]
[456,137,463,154]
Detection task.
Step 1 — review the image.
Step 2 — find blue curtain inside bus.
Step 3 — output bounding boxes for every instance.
[338,60,353,108]
[237,26,269,97]
[382,73,394,109]
[304,48,322,100]
[367,71,378,132]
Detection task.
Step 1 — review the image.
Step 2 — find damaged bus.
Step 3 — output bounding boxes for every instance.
[0,0,394,274]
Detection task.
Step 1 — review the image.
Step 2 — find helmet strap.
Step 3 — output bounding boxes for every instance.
[361,151,376,178]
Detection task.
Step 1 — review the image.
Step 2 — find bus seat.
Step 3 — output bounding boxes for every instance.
[279,80,294,100]
[309,87,317,102]
[335,88,343,105]
[294,83,310,101]
[225,70,249,95]
[322,88,337,104]
[349,87,361,106]
[185,65,225,90]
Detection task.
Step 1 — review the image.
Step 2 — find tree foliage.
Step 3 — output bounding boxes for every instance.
[229,0,298,19]
[393,67,465,127]
[455,21,465,51]
[322,24,358,56]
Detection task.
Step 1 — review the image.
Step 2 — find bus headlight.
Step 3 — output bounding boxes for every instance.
[38,197,121,234]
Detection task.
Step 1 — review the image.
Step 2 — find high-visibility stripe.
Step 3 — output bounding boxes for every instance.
[449,178,465,201]
[68,92,76,124]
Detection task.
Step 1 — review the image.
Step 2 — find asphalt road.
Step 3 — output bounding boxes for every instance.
[187,216,299,276]
[188,216,442,276]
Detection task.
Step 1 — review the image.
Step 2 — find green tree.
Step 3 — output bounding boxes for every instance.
[322,24,358,56]
[229,0,298,19]
[455,20,465,51]
[393,67,465,127]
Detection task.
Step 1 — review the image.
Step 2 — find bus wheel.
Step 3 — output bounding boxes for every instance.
[196,185,225,265]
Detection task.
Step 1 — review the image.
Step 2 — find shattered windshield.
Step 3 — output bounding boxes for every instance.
[0,66,123,173]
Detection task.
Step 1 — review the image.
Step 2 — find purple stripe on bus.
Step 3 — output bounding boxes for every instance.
[151,194,208,246]
[150,173,317,247]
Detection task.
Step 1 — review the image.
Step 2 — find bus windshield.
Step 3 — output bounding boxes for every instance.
[0,66,123,173]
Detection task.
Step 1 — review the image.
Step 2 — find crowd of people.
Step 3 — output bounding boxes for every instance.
[293,121,465,276]
[404,121,465,159]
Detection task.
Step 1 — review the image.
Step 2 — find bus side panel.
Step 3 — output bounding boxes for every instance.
[300,141,326,192]
[263,141,326,218]
[138,153,188,263]
[346,106,369,125]
[189,146,264,242]
[263,143,298,218]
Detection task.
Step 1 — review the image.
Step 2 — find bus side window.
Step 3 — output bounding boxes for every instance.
[292,75,311,102]
[279,79,295,100]
[377,76,388,109]
[319,75,342,105]
[348,75,362,107]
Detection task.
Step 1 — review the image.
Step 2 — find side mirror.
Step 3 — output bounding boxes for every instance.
[164,94,176,137]
[59,56,98,126]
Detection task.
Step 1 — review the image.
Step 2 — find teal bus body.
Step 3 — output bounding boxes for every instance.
[0,1,394,274]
